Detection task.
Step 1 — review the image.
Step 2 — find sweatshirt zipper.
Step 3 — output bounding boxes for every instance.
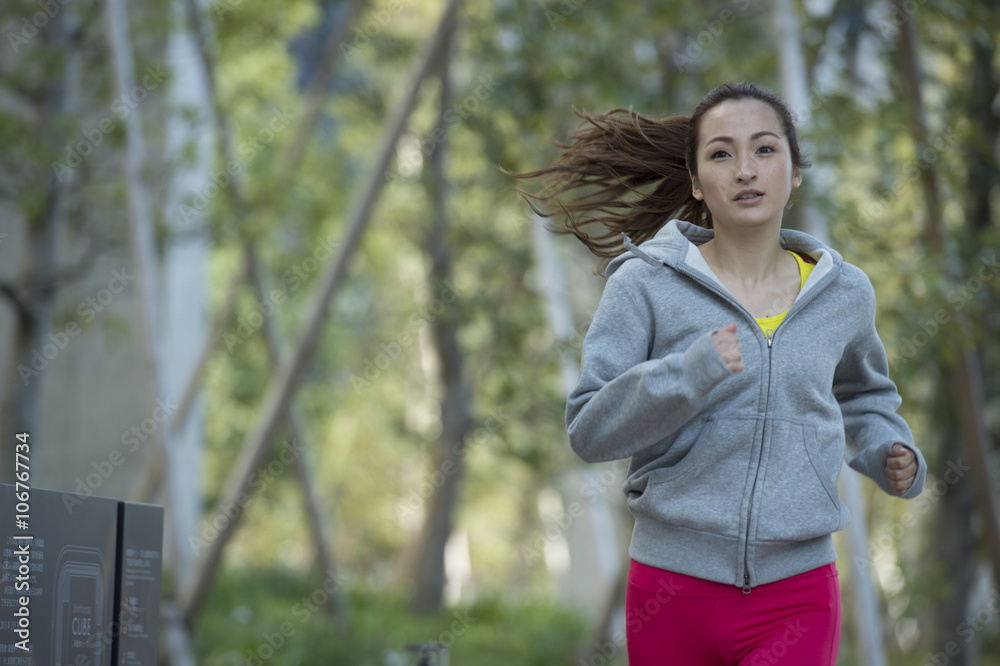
[674,266,772,594]
[738,269,835,592]
[674,257,837,594]
[743,327,773,594]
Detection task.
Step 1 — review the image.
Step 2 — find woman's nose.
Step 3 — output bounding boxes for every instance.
[735,156,756,182]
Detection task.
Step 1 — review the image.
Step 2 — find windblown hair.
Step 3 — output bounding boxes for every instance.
[507,82,811,273]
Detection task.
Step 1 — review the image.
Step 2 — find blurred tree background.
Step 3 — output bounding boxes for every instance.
[0,0,998,663]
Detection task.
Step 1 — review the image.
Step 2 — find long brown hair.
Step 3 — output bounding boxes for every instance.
[508,82,811,271]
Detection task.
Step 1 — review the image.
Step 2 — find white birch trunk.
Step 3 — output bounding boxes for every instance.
[104,2,196,661]
[161,0,213,588]
[530,216,579,395]
[103,0,184,579]
[531,215,624,657]
[773,0,828,244]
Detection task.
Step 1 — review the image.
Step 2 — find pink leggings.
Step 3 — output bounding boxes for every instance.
[626,559,840,665]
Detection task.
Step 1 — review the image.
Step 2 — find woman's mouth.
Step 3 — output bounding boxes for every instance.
[734,190,764,204]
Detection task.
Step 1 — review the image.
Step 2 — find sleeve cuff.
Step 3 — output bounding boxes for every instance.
[683,329,734,394]
[847,440,927,499]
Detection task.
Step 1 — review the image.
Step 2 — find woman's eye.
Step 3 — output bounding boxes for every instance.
[710,150,729,159]
[758,145,775,154]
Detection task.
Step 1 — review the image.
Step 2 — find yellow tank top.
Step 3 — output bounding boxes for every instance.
[755,251,814,341]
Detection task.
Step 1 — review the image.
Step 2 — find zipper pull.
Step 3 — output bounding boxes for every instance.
[764,328,773,348]
[743,572,751,594]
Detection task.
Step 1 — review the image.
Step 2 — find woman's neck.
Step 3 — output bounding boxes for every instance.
[698,224,789,287]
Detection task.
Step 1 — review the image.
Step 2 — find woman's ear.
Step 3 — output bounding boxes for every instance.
[690,171,703,201]
[792,167,802,189]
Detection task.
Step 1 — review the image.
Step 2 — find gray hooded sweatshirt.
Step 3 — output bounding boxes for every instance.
[566,219,926,592]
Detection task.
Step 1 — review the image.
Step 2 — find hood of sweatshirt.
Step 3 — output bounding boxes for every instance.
[607,219,842,302]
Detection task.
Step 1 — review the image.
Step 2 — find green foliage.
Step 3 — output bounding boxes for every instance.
[195,566,587,665]
[3,0,996,660]
[189,0,998,658]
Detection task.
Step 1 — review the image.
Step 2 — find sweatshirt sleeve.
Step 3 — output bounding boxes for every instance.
[566,276,734,463]
[835,280,926,499]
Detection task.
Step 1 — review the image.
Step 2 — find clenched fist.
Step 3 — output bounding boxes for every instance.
[886,443,918,495]
[712,322,744,373]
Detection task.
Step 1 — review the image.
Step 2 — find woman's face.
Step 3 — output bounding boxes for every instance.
[689,99,800,231]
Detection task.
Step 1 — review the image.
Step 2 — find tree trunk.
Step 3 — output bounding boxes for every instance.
[130,247,248,504]
[962,0,1000,237]
[926,435,976,662]
[246,242,348,626]
[158,0,215,587]
[407,13,473,612]
[772,0,825,241]
[160,601,197,666]
[102,0,186,584]
[961,0,999,372]
[529,214,627,657]
[773,2,886,660]
[0,13,76,485]
[838,464,888,666]
[894,0,1000,653]
[179,0,463,622]
[0,195,58,485]
[530,215,580,394]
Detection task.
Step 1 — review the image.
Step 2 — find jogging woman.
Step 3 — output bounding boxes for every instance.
[512,81,925,665]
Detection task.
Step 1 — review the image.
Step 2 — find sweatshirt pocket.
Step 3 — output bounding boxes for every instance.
[629,416,756,538]
[755,419,848,542]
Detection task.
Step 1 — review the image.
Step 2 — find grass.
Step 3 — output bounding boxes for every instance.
[193,566,590,666]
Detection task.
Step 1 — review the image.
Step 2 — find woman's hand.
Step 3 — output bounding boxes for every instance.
[712,322,744,373]
[886,444,918,495]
